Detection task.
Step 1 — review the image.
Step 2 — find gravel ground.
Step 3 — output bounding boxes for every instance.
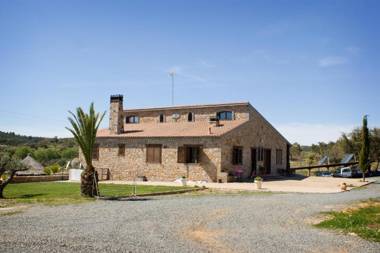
[1,180,380,253]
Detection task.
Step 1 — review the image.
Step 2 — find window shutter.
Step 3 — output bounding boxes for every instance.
[146,146,153,162]
[178,146,186,163]
[154,146,162,163]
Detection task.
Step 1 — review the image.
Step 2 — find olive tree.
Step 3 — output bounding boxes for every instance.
[0,152,28,198]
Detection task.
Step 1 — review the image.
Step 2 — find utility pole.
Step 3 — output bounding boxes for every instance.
[169,71,175,105]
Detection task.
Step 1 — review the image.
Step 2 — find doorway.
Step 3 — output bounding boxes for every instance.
[264,149,271,174]
[250,148,257,178]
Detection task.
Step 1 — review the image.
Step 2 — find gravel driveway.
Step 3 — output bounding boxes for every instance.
[1,181,380,253]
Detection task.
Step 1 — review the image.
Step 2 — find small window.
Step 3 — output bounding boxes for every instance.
[217,111,233,120]
[146,145,162,163]
[232,146,243,165]
[92,144,99,160]
[118,144,125,157]
[178,146,201,163]
[159,113,165,123]
[187,112,194,122]
[276,149,282,165]
[126,115,139,124]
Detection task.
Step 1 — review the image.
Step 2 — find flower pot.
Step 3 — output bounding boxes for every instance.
[256,181,262,189]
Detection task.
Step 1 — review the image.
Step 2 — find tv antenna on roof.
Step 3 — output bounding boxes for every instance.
[169,71,176,105]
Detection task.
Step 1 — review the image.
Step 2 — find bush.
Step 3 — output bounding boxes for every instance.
[44,164,61,175]
[44,167,52,175]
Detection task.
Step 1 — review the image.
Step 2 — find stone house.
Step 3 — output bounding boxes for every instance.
[91,95,290,182]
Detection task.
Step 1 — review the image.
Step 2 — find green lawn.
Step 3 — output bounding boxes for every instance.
[315,199,380,242]
[2,182,192,205]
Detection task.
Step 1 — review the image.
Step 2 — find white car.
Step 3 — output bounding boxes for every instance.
[334,167,354,178]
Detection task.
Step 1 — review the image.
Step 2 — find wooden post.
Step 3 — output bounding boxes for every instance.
[308,168,311,176]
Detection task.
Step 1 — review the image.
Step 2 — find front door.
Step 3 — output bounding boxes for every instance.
[264,149,271,174]
[250,148,257,178]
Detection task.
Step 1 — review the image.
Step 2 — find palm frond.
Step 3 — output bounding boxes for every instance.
[66,103,105,167]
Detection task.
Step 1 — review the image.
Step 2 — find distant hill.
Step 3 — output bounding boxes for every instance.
[0,131,75,148]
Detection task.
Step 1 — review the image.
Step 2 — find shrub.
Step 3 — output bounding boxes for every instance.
[43,167,52,175]
[44,164,61,175]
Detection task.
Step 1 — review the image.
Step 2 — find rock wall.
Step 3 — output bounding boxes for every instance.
[88,137,222,182]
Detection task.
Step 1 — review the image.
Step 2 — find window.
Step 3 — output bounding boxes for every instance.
[146,145,162,163]
[178,146,201,163]
[118,144,125,156]
[159,113,165,123]
[232,146,243,165]
[276,149,283,165]
[126,115,139,124]
[217,111,233,120]
[92,144,99,160]
[187,112,194,122]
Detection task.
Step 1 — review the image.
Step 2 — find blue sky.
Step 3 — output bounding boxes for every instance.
[0,0,379,145]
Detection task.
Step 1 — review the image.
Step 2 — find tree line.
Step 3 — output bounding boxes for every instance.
[0,131,78,166]
[290,126,380,170]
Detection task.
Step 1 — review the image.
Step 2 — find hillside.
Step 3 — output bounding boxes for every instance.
[0,131,75,148]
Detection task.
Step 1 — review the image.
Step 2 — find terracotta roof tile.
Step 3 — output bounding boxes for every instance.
[97,120,248,138]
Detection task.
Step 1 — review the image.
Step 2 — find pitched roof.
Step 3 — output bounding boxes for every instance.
[97,120,248,138]
[17,155,45,175]
[124,102,250,113]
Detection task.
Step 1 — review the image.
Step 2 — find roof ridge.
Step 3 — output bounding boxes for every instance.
[124,101,250,112]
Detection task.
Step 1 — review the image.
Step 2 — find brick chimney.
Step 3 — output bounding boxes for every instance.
[109,95,124,134]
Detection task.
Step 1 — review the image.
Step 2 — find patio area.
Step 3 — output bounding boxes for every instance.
[99,176,377,194]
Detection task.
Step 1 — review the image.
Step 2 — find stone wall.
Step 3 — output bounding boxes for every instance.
[220,105,288,178]
[12,174,69,183]
[89,137,222,182]
[124,104,250,124]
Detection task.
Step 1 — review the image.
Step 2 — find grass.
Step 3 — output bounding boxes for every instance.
[1,182,193,206]
[315,199,380,242]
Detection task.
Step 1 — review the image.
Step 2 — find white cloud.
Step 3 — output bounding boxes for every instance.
[276,123,355,145]
[319,56,348,67]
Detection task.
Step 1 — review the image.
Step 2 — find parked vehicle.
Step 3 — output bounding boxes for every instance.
[315,171,332,177]
[333,166,361,178]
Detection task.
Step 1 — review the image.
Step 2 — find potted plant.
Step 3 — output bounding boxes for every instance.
[255,176,263,189]
[181,176,187,186]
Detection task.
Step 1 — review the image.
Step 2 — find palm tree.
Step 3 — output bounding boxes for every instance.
[66,103,105,197]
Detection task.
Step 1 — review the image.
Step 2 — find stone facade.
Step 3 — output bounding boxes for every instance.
[221,106,288,179]
[92,137,221,182]
[124,103,250,124]
[81,95,289,182]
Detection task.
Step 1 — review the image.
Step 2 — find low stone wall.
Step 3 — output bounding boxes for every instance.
[12,174,69,183]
